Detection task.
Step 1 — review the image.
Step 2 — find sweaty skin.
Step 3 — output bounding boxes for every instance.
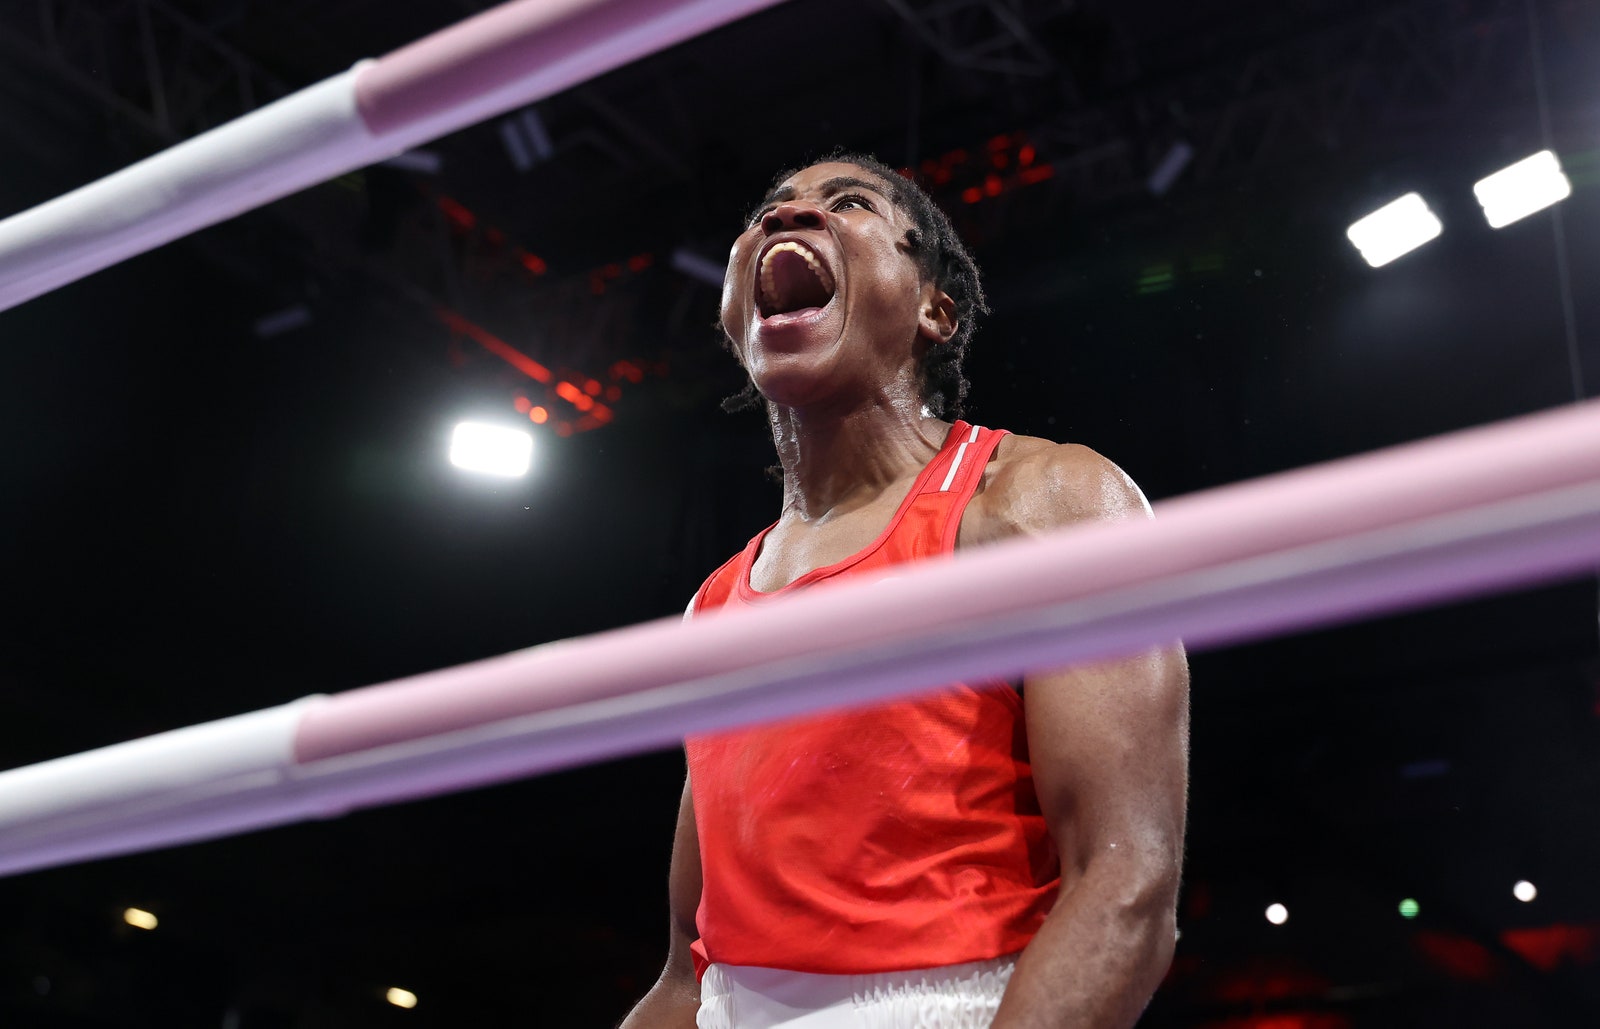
[620,162,1189,1029]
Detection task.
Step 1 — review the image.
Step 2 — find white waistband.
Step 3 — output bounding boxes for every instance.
[696,954,1016,1029]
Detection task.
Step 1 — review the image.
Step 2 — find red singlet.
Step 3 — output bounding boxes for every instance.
[685,422,1060,977]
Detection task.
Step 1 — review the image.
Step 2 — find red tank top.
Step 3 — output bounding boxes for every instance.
[684,422,1059,977]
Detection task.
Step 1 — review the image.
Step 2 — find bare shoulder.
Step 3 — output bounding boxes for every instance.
[962,433,1153,547]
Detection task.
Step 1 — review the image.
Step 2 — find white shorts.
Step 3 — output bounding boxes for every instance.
[696,954,1016,1028]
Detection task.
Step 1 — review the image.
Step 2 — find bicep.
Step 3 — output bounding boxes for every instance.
[1023,645,1189,879]
[1010,445,1186,874]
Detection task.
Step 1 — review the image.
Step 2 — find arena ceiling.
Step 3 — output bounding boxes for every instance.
[1,0,1598,1024]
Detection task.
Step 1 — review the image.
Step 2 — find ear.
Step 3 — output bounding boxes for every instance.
[917,287,958,345]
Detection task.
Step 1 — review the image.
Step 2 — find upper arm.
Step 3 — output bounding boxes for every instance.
[1024,647,1189,892]
[664,776,703,983]
[666,597,701,979]
[1000,443,1189,890]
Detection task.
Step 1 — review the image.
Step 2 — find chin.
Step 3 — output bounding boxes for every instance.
[744,349,845,408]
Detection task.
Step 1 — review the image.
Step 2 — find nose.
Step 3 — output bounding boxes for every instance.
[761,202,825,235]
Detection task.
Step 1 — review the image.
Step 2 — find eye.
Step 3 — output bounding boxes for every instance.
[832,193,874,212]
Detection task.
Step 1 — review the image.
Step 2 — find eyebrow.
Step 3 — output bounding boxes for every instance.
[754,175,896,216]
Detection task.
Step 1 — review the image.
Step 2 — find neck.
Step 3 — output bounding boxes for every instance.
[767,387,951,522]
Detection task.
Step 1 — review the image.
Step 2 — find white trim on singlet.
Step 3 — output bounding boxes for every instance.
[938,424,983,493]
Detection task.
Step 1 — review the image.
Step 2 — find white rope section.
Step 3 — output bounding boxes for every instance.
[1,399,1598,878]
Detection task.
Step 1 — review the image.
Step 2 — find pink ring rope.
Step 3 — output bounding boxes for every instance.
[0,0,786,313]
[1,399,1598,878]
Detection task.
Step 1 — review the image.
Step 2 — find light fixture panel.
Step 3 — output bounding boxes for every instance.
[1474,150,1572,229]
[1346,193,1443,268]
[449,421,533,478]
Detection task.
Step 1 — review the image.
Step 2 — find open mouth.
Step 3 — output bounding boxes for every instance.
[756,240,837,320]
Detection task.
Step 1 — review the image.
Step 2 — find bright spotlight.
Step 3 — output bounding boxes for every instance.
[1398,898,1420,919]
[1265,902,1289,925]
[1473,150,1571,228]
[122,907,158,930]
[449,421,533,478]
[1513,880,1538,903]
[386,987,418,1009]
[1346,193,1443,268]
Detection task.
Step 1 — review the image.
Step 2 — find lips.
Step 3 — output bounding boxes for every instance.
[755,237,837,320]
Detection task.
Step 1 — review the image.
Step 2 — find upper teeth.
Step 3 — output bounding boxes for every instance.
[759,241,834,305]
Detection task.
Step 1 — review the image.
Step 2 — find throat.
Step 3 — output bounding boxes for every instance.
[773,412,954,523]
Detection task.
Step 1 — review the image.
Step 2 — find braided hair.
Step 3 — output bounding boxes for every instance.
[722,151,988,419]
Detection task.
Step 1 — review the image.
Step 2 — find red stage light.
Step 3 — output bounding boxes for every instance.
[604,385,622,402]
[961,187,982,204]
[436,196,477,231]
[1501,923,1600,971]
[584,379,602,396]
[1414,930,1497,981]
[436,309,552,383]
[529,406,548,424]
[610,360,644,383]
[513,395,531,414]
[518,250,548,275]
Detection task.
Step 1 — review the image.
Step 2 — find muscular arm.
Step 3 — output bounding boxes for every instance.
[982,443,1190,1029]
[618,778,702,1029]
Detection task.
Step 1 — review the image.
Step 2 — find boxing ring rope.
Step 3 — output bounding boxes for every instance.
[0,0,787,313]
[2,0,1598,888]
[3,398,1600,878]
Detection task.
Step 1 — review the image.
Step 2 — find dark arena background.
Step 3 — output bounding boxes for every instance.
[3,0,1600,1025]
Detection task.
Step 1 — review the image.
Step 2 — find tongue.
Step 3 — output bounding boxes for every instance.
[766,251,834,314]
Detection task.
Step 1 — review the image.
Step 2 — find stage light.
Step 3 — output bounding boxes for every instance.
[1346,193,1442,267]
[1473,150,1571,228]
[499,107,553,173]
[670,247,728,288]
[1513,880,1538,902]
[386,987,418,1009]
[252,303,311,339]
[449,421,533,478]
[381,149,443,175]
[123,907,158,930]
[1265,902,1289,925]
[1399,898,1420,919]
[1147,141,1193,196]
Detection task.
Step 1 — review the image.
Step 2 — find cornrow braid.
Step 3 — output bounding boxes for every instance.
[721,151,988,419]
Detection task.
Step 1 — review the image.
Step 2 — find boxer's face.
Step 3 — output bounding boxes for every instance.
[721,162,952,410]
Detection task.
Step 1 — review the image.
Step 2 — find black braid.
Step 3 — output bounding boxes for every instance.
[721,151,987,419]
